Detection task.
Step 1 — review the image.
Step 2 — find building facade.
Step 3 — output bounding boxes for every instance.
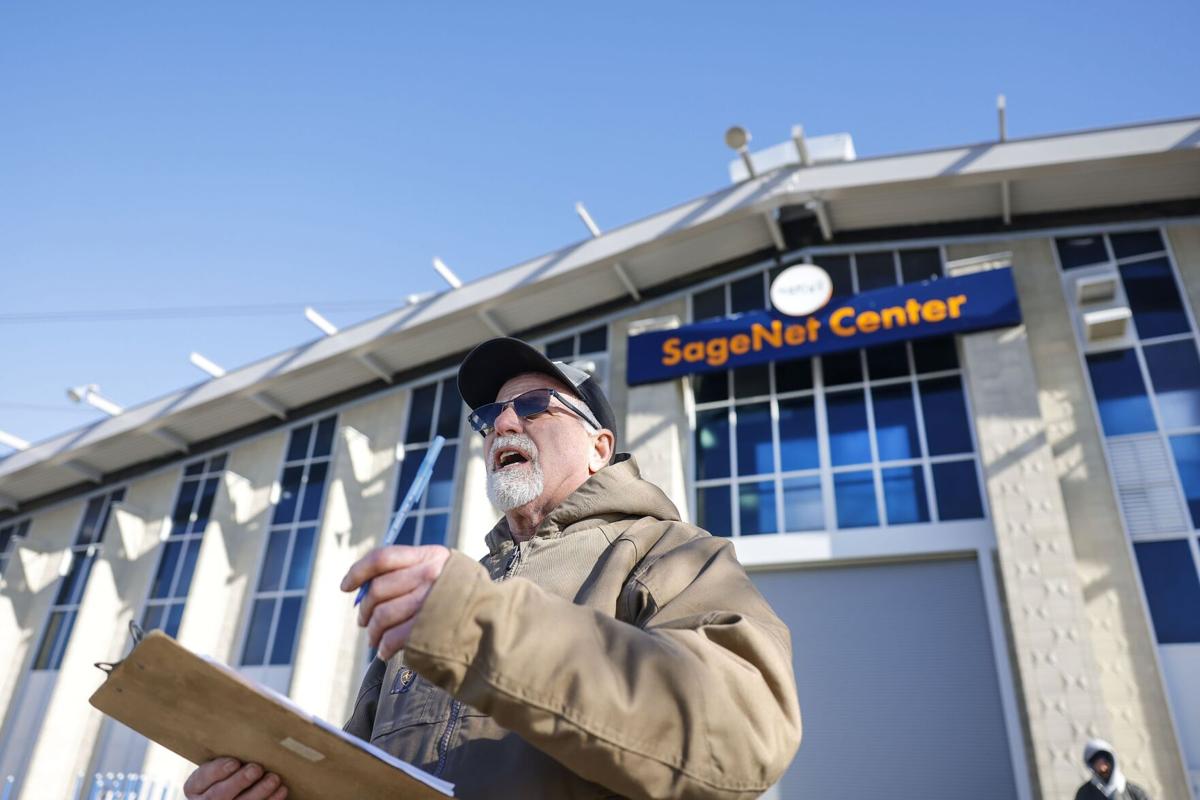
[1,116,1199,799]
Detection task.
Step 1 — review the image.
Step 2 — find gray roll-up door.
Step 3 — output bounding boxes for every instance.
[753,557,1020,799]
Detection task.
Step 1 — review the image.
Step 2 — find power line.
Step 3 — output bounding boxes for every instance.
[0,300,403,324]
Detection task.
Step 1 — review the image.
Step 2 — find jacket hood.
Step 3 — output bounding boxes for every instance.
[484,454,681,554]
[1083,738,1126,797]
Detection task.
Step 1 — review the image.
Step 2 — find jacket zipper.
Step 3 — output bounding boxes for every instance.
[435,541,523,777]
[500,542,522,581]
[434,698,462,776]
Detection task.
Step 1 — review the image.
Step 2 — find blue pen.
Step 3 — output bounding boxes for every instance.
[354,435,446,606]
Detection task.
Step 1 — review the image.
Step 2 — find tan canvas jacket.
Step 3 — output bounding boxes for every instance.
[344,455,801,799]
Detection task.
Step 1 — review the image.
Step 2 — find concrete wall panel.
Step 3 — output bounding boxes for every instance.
[19,468,177,799]
[948,238,1192,799]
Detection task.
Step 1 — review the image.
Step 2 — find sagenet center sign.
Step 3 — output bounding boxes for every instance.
[626,265,1022,386]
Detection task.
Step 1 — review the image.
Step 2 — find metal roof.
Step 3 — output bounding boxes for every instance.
[3,114,1199,513]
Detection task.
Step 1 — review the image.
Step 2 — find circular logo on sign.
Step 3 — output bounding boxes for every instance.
[770,264,833,317]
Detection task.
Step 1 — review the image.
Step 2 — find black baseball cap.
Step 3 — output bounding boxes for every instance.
[457,337,618,445]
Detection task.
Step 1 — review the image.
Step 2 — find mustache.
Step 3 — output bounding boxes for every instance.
[488,433,539,469]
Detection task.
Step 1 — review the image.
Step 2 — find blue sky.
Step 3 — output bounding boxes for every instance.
[2,1,1198,449]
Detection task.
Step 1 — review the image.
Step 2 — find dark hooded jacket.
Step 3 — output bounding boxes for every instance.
[1074,739,1151,800]
[344,454,801,799]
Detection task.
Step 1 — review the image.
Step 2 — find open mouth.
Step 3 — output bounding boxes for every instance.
[494,449,531,471]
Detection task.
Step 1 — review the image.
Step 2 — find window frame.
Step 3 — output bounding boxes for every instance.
[238,415,338,671]
[1053,225,1200,647]
[537,321,612,393]
[138,452,227,639]
[388,373,465,549]
[1058,229,1200,541]
[31,486,126,671]
[684,247,988,539]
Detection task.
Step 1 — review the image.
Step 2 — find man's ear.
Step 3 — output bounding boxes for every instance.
[588,429,615,473]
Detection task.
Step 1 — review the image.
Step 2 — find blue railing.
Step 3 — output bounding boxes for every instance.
[2,772,177,800]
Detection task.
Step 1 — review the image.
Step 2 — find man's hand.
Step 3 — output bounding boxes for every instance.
[341,545,451,661]
[183,758,286,800]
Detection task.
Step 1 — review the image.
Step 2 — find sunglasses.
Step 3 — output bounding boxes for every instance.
[468,388,598,436]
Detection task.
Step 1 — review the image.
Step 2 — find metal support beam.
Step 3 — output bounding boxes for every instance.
[304,307,339,336]
[611,262,641,302]
[0,429,30,451]
[737,148,756,179]
[0,491,17,511]
[477,308,506,337]
[149,426,190,454]
[189,352,226,378]
[433,257,463,289]
[250,392,288,420]
[762,211,786,252]
[1000,179,1012,225]
[575,202,602,238]
[356,352,394,383]
[63,459,103,483]
[791,125,812,167]
[806,198,834,241]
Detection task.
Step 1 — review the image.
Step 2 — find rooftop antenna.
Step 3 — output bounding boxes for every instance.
[189,352,226,378]
[724,126,756,179]
[67,384,123,416]
[575,202,602,238]
[432,257,463,290]
[304,306,339,336]
[791,125,812,167]
[997,94,1012,224]
[0,429,30,451]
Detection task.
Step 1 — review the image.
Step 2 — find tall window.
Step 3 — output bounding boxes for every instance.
[1057,228,1200,644]
[0,518,30,583]
[241,416,335,667]
[690,250,984,537]
[141,453,226,638]
[32,487,125,670]
[392,378,461,547]
[544,324,610,388]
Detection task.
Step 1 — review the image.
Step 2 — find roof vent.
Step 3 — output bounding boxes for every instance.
[1075,272,1120,305]
[729,131,856,182]
[1084,307,1132,342]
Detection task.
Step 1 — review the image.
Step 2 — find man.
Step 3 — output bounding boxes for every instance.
[1074,739,1151,800]
[185,337,801,800]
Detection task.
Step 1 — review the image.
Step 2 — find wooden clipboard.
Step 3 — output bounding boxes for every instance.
[89,631,453,799]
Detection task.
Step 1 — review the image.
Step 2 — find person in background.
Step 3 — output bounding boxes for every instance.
[1074,739,1151,800]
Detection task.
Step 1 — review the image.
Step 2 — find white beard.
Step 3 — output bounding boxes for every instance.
[486,434,544,512]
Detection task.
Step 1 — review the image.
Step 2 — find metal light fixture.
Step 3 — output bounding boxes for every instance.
[66,384,124,416]
[724,126,756,179]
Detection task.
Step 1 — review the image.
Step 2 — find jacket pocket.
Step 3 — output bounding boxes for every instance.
[370,662,453,741]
